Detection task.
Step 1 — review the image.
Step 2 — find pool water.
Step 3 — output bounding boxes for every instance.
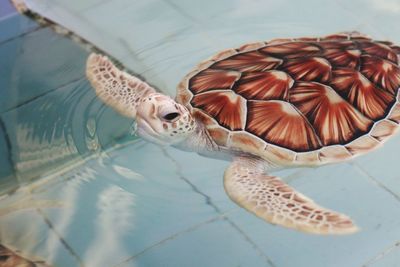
[1,0,400,266]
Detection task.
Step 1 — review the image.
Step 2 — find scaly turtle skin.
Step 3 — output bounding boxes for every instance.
[86,32,400,235]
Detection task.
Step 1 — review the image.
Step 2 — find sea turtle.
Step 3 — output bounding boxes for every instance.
[86,32,400,235]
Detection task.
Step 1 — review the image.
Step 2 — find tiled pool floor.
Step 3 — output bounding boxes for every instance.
[1,0,400,266]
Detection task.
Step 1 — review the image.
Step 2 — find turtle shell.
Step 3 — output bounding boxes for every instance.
[176,32,400,166]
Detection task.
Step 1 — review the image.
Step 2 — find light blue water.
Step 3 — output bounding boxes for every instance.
[1,0,400,266]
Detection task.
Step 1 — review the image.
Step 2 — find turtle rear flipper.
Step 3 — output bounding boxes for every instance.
[86,54,156,118]
[224,157,359,235]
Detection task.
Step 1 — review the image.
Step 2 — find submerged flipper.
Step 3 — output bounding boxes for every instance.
[86,54,156,118]
[224,157,358,234]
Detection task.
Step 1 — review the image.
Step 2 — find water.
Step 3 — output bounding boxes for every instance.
[1,0,400,266]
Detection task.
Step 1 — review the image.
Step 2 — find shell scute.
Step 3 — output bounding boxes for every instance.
[358,41,398,64]
[281,57,332,83]
[319,146,352,163]
[191,90,246,131]
[211,48,237,62]
[237,42,266,53]
[370,120,399,142]
[295,37,319,42]
[345,135,381,155]
[181,33,400,164]
[189,69,240,94]
[235,71,293,101]
[260,42,322,59]
[390,45,400,55]
[330,69,395,120]
[322,49,361,69]
[289,81,373,146]
[321,33,350,41]
[264,144,296,163]
[318,40,356,50]
[360,55,400,95]
[388,102,400,123]
[208,127,230,147]
[246,100,321,152]
[295,151,320,165]
[348,31,372,41]
[212,50,282,72]
[230,132,266,156]
[267,38,293,45]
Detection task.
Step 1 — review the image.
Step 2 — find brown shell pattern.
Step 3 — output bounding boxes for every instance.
[188,33,400,152]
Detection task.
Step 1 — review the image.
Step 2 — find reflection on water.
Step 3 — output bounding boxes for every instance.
[0,16,140,264]
[7,81,101,183]
[85,117,100,153]
[83,186,135,267]
[0,154,141,267]
[112,165,144,181]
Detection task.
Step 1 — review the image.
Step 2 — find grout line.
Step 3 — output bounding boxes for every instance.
[36,208,85,267]
[8,139,143,197]
[0,76,86,115]
[0,117,17,180]
[112,212,234,267]
[0,22,42,46]
[11,0,155,84]
[161,148,221,211]
[350,162,400,202]
[0,11,19,22]
[160,148,277,267]
[361,240,400,267]
[162,0,223,49]
[163,0,201,25]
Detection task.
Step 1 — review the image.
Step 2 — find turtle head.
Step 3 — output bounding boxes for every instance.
[135,93,196,145]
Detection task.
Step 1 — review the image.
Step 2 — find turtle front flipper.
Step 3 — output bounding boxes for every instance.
[86,53,156,118]
[224,157,359,235]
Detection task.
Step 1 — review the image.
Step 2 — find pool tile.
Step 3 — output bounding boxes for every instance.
[24,0,131,59]
[162,146,236,212]
[165,146,308,214]
[0,203,80,267]
[129,219,273,267]
[226,163,400,267]
[0,118,18,192]
[83,0,195,52]
[0,0,17,18]
[333,0,400,41]
[0,119,13,178]
[51,0,105,13]
[116,25,220,96]
[0,78,132,183]
[0,27,88,113]
[0,13,39,44]
[364,242,400,267]
[353,132,400,198]
[81,0,212,96]
[361,12,400,43]
[33,143,223,266]
[0,0,39,43]
[191,0,366,48]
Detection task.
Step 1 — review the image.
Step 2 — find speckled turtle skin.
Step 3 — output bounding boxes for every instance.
[177,32,400,167]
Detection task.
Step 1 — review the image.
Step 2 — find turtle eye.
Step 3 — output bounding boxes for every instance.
[163,112,180,121]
